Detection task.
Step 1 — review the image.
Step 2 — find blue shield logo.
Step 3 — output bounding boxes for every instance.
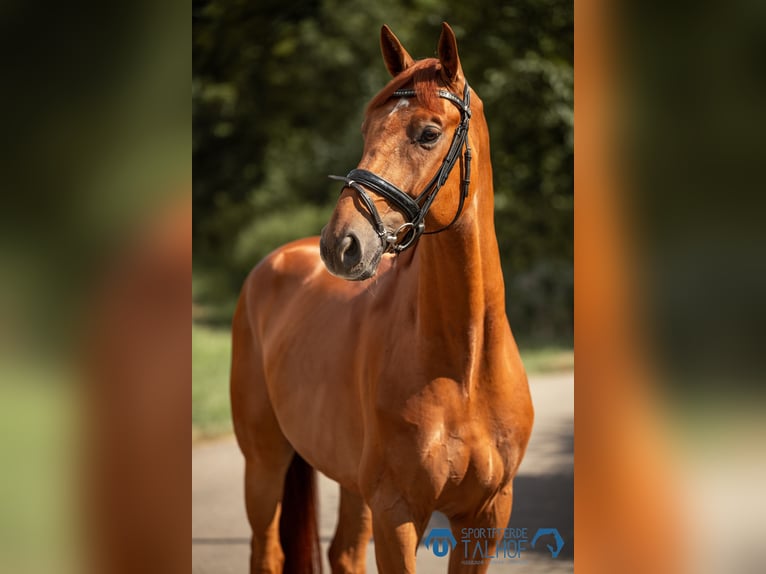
[423,528,457,557]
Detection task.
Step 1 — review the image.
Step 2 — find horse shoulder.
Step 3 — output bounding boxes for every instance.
[482,345,534,477]
[249,237,324,287]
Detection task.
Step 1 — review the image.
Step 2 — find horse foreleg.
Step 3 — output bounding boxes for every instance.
[236,399,294,574]
[243,456,292,573]
[231,295,294,573]
[367,485,430,574]
[328,487,373,573]
[446,487,513,574]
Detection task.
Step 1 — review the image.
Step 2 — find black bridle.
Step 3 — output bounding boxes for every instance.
[329,82,472,253]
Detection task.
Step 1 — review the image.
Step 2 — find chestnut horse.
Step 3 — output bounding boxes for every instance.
[231,23,533,573]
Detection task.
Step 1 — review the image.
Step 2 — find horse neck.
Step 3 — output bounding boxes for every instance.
[412,146,509,383]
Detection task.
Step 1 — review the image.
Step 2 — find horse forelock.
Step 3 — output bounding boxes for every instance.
[366,59,445,116]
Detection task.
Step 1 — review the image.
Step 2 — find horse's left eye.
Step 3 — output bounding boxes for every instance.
[419,127,441,145]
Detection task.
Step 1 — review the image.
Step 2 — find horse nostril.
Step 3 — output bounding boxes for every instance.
[339,233,361,268]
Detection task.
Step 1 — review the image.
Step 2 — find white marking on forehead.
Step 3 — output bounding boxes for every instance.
[388,98,410,116]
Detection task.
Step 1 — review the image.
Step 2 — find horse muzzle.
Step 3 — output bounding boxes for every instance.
[319,225,383,281]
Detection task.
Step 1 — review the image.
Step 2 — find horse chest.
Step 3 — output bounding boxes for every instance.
[372,399,512,509]
[423,422,510,495]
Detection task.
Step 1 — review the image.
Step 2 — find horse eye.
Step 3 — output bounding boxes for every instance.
[419,127,441,144]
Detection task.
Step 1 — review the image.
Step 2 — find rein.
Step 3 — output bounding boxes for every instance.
[329,82,472,253]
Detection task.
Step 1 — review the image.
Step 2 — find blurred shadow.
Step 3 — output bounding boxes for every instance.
[508,473,574,559]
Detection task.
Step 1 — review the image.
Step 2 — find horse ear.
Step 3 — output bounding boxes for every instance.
[380,25,414,77]
[437,22,463,85]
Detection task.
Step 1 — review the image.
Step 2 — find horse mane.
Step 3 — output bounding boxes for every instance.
[366,59,446,115]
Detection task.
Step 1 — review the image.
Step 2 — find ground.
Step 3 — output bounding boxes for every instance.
[192,371,573,573]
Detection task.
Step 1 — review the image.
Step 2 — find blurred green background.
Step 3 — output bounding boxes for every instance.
[192,0,573,436]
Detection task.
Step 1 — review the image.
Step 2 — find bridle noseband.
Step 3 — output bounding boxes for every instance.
[329,82,472,253]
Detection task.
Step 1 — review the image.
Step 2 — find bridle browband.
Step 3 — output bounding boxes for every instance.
[329,82,472,253]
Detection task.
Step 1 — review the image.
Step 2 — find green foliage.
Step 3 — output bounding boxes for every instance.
[192,324,233,438]
[519,345,574,374]
[193,0,572,342]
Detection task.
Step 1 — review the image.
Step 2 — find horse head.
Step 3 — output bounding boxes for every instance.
[320,23,480,280]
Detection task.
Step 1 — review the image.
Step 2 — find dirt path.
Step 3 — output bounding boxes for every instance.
[192,372,573,573]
